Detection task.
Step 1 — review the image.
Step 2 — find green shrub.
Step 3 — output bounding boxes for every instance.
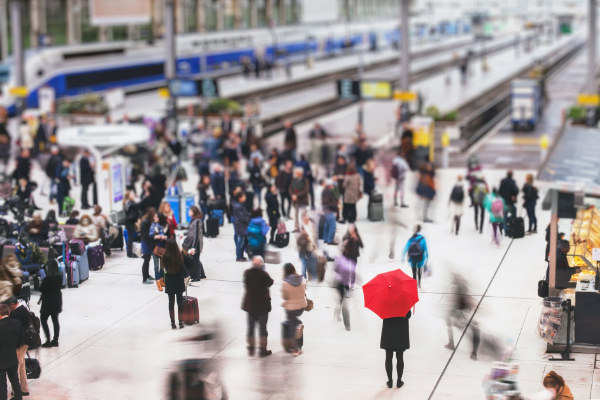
[425,105,441,120]
[443,110,459,121]
[56,93,108,115]
[567,105,586,122]
[206,98,243,116]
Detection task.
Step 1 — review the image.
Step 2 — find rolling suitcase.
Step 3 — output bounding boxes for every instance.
[205,217,219,238]
[67,259,80,288]
[181,291,199,325]
[368,201,384,222]
[110,226,124,250]
[210,209,224,226]
[76,252,90,282]
[281,320,303,352]
[87,245,105,270]
[506,216,525,239]
[69,239,85,256]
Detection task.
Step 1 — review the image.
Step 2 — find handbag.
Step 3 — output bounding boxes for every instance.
[153,245,166,257]
[304,298,314,312]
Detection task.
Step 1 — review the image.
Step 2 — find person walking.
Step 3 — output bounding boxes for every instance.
[449,176,465,236]
[472,177,489,234]
[246,209,269,258]
[248,157,265,208]
[321,179,338,245]
[290,167,310,232]
[402,225,428,289]
[241,256,274,357]
[498,170,519,229]
[40,248,62,348]
[233,192,251,262]
[56,159,72,217]
[283,120,297,162]
[124,191,139,258]
[7,298,30,397]
[381,310,411,389]
[45,146,62,204]
[0,119,11,172]
[342,164,361,223]
[391,151,409,208]
[140,208,157,285]
[416,156,436,223]
[542,371,574,400]
[281,263,307,357]
[0,303,23,400]
[445,273,480,361]
[522,173,539,234]
[276,160,293,219]
[182,206,205,281]
[79,149,97,210]
[149,213,169,292]
[159,201,178,237]
[162,238,187,330]
[484,188,506,246]
[265,185,280,244]
[296,212,318,280]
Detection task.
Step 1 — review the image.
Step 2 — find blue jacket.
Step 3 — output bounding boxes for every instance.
[149,222,168,248]
[402,233,428,268]
[247,217,269,236]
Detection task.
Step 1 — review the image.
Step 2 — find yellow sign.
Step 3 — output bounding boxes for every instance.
[441,131,450,148]
[394,91,417,102]
[9,86,27,97]
[360,81,392,100]
[577,94,600,106]
[158,87,170,98]
[540,134,549,150]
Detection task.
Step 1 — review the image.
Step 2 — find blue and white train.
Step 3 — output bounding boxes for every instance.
[0,18,471,116]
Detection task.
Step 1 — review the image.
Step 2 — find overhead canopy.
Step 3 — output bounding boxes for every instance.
[57,124,151,155]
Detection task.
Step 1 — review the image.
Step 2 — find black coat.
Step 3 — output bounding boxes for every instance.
[265,192,280,225]
[498,177,518,206]
[211,172,226,199]
[380,311,411,351]
[0,317,23,369]
[241,267,274,315]
[79,156,95,186]
[40,274,63,315]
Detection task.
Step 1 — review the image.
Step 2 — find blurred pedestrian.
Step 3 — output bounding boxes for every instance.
[381,310,411,389]
[79,149,97,210]
[281,263,307,357]
[353,138,373,176]
[296,154,315,209]
[522,173,539,234]
[0,303,23,400]
[248,156,265,208]
[472,176,489,234]
[34,115,48,156]
[13,149,32,184]
[542,371,573,400]
[40,248,62,348]
[391,151,409,207]
[276,160,293,219]
[7,297,30,396]
[402,225,428,289]
[159,201,178,237]
[449,176,465,235]
[150,212,169,291]
[416,156,436,223]
[334,253,355,331]
[140,208,157,285]
[296,212,317,280]
[445,273,480,361]
[484,188,506,246]
[241,256,273,357]
[0,118,10,170]
[498,170,519,228]
[342,164,361,223]
[363,159,376,207]
[283,120,297,162]
[124,191,139,258]
[246,209,269,258]
[162,238,187,330]
[290,167,309,232]
[18,120,33,154]
[265,185,280,244]
[321,179,338,245]
[45,146,62,203]
[182,206,205,281]
[56,159,72,217]
[342,223,363,265]
[233,192,251,262]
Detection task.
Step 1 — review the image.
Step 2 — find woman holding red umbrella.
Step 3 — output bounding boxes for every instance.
[381,311,411,388]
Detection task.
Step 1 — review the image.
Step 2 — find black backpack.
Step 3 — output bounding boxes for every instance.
[24,310,41,350]
[450,185,464,203]
[407,237,424,261]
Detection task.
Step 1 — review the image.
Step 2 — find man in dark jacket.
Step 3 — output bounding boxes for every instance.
[321,180,338,244]
[8,298,30,396]
[352,138,373,176]
[56,159,72,217]
[241,256,274,357]
[0,303,24,400]
[45,146,62,204]
[289,167,310,232]
[265,185,280,244]
[276,160,293,219]
[498,170,519,230]
[79,149,97,209]
[210,164,227,200]
[283,120,297,162]
[233,192,251,262]
[13,150,31,184]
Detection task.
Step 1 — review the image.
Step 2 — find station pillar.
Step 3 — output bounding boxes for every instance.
[0,0,8,61]
[165,0,178,135]
[399,0,411,122]
[588,0,597,88]
[250,0,258,28]
[66,0,82,45]
[9,0,25,113]
[197,0,206,32]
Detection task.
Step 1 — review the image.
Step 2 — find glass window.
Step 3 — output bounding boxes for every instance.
[206,0,219,31]
[184,0,198,33]
[80,1,99,43]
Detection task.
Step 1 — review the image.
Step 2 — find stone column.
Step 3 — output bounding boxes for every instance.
[98,26,110,42]
[277,0,285,25]
[265,0,272,25]
[30,0,41,48]
[66,0,82,45]
[175,0,185,33]
[231,0,242,28]
[196,0,205,31]
[250,0,258,28]
[153,0,165,38]
[216,0,224,30]
[0,0,8,60]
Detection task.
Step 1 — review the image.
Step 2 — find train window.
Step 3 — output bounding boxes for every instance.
[65,63,164,90]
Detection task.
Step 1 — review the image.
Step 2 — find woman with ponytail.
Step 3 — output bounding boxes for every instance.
[543,371,573,400]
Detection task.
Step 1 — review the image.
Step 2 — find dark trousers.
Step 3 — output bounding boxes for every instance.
[411,266,423,287]
[125,224,135,256]
[453,215,461,235]
[280,192,291,217]
[525,202,537,232]
[81,181,97,208]
[142,254,151,281]
[385,350,404,383]
[168,292,183,322]
[269,221,277,243]
[41,311,60,342]
[57,193,65,216]
[342,203,357,223]
[503,204,516,231]
[474,204,484,233]
[0,366,21,400]
[246,313,269,338]
[286,308,304,350]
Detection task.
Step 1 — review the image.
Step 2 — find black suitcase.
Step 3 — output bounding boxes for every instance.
[281,320,303,352]
[506,216,525,239]
[111,226,124,250]
[205,217,219,238]
[370,191,383,203]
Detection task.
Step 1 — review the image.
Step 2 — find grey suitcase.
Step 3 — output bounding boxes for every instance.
[76,250,90,282]
[368,201,384,222]
[264,249,281,264]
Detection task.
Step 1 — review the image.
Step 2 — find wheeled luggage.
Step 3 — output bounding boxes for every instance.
[87,245,105,270]
[67,259,80,288]
[181,294,199,325]
[25,353,41,379]
[110,226,124,250]
[368,201,384,222]
[210,209,224,226]
[281,320,303,352]
[69,239,85,256]
[274,232,290,248]
[506,216,525,239]
[205,217,219,238]
[76,252,90,282]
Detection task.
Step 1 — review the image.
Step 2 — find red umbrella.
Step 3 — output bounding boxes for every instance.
[363,269,419,319]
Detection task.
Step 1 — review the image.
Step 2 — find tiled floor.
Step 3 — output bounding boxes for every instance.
[10,163,599,399]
